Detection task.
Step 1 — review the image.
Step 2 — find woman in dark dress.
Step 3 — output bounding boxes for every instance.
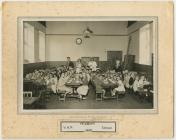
[66,57,74,69]
[129,73,135,94]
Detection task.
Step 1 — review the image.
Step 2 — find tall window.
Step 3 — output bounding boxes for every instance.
[39,31,45,62]
[139,23,152,65]
[23,23,34,63]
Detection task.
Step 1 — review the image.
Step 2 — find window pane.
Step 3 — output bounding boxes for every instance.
[39,31,45,61]
[139,24,151,65]
[23,23,34,63]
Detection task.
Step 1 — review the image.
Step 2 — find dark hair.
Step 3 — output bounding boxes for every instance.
[67,57,70,59]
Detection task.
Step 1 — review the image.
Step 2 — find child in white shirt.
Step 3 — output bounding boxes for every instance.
[112,77,125,96]
[124,73,130,89]
[133,76,140,94]
[77,72,89,99]
[49,74,58,94]
[57,73,72,94]
[88,59,97,72]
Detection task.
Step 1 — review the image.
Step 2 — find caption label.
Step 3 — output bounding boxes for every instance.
[61,121,116,132]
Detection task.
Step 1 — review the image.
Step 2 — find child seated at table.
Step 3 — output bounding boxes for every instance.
[77,72,89,99]
[76,59,82,74]
[108,75,118,85]
[138,75,145,89]
[103,76,109,85]
[143,76,150,86]
[138,75,150,92]
[57,72,72,94]
[45,73,57,94]
[92,74,106,97]
[40,75,47,86]
[112,77,125,96]
[85,70,91,83]
[25,73,32,80]
[133,75,140,94]
[123,72,130,90]
[50,74,58,94]
[136,75,151,101]
[108,74,118,89]
[73,73,82,83]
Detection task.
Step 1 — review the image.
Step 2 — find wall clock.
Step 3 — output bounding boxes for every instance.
[76,38,82,45]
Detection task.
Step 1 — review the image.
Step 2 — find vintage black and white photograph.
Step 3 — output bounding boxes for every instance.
[19,18,157,112]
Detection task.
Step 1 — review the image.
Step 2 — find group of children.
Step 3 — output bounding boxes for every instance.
[24,65,91,99]
[92,70,151,97]
[24,64,152,100]
[123,70,151,95]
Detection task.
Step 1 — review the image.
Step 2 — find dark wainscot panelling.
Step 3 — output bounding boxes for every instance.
[45,61,74,68]
[46,61,109,71]
[23,62,46,76]
[133,63,153,83]
[24,61,110,74]
[24,61,145,76]
[133,63,153,74]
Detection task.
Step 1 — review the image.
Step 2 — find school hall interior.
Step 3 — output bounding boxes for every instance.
[23,20,155,110]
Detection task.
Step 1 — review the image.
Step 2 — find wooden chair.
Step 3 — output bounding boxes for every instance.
[138,89,148,102]
[95,89,104,101]
[43,89,51,102]
[57,91,66,102]
[23,91,32,97]
[116,91,125,101]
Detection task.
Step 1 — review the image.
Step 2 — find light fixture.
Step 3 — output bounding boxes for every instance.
[83,27,93,38]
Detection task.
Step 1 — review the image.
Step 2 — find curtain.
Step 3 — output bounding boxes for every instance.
[39,31,46,62]
[139,23,152,65]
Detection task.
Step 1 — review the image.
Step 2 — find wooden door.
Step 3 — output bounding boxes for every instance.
[107,51,122,69]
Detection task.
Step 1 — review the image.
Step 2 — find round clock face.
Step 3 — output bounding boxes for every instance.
[76,38,82,45]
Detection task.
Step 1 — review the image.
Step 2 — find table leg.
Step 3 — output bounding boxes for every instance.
[72,88,75,94]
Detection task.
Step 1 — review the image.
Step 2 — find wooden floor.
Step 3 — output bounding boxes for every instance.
[29,85,153,110]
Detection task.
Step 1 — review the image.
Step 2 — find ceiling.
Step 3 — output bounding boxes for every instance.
[38,21,137,28]
[127,21,137,27]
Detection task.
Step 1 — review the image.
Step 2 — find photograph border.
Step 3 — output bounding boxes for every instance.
[17,16,158,114]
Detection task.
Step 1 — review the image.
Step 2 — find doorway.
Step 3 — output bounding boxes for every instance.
[107,51,122,69]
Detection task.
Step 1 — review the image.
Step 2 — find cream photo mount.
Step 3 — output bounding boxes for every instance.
[17,16,158,114]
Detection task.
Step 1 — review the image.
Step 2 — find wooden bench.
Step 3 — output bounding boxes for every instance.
[23,91,42,109]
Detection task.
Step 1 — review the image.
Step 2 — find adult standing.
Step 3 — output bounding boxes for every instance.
[75,58,82,73]
[114,60,124,80]
[114,60,122,72]
[88,58,97,72]
[66,57,74,69]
